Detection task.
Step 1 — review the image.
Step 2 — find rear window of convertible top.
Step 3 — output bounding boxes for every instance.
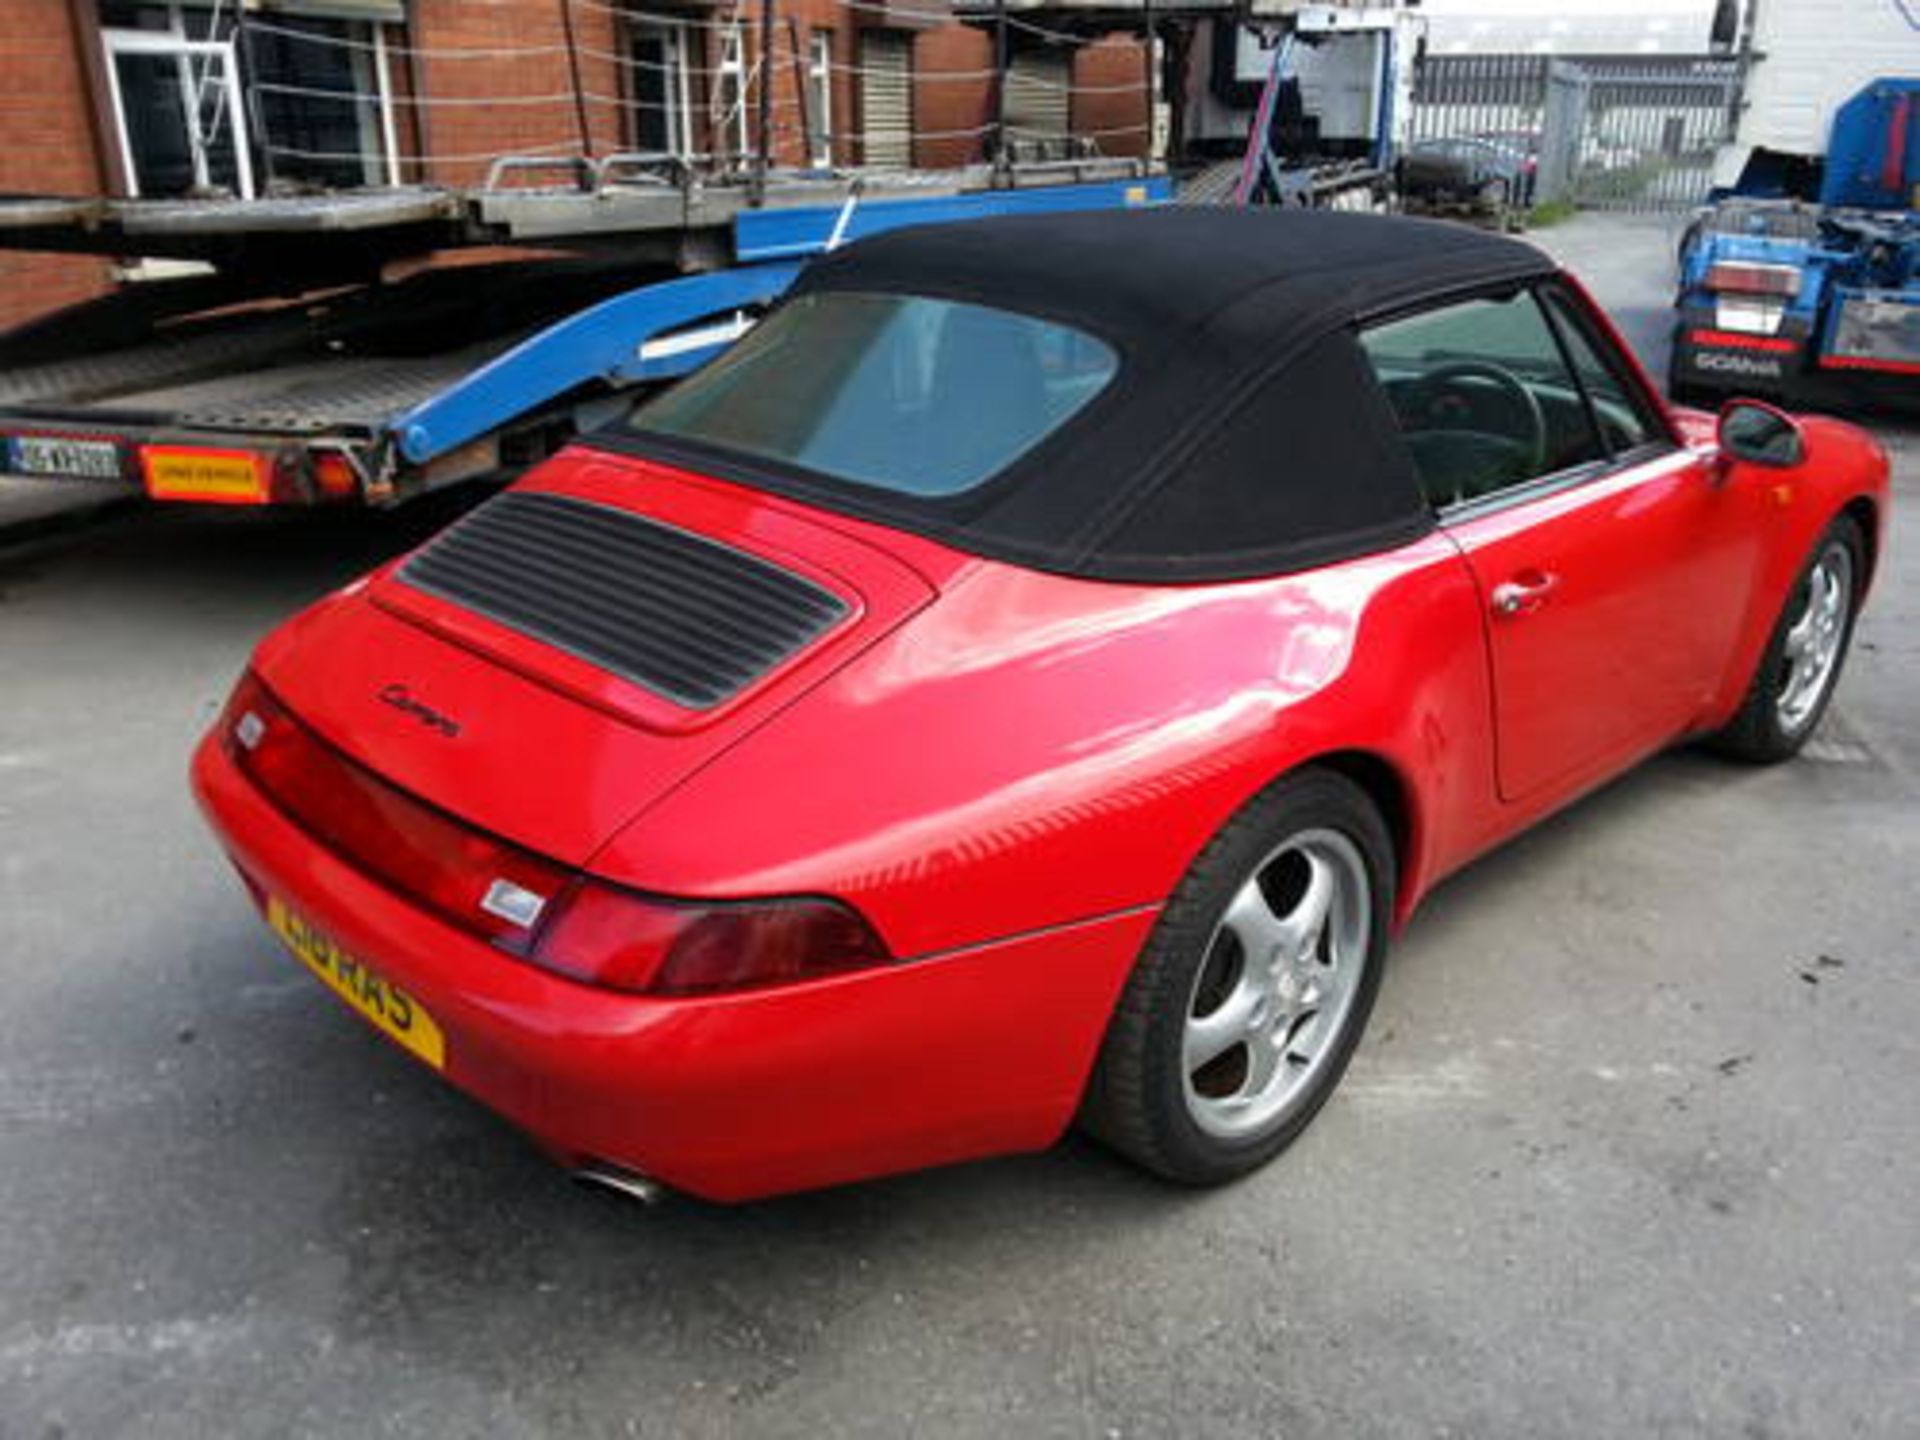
[620,291,1120,498]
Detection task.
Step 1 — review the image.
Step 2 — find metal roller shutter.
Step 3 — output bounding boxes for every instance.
[1006,51,1071,147]
[860,31,913,168]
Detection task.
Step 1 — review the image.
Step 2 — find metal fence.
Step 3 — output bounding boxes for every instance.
[1408,53,1554,153]
[1408,52,1747,213]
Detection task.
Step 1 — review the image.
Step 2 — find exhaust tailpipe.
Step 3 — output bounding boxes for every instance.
[570,1160,667,1206]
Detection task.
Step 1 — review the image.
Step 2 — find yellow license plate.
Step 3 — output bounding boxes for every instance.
[142,447,269,503]
[267,897,445,1070]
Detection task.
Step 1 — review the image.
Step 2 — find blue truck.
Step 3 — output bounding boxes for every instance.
[1672,78,1920,409]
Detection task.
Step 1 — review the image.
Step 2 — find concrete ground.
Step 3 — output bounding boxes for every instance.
[0,213,1914,1439]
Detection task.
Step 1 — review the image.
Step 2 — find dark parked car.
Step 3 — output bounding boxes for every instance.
[1399,137,1536,220]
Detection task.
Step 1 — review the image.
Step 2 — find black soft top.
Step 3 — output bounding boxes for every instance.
[795,205,1551,355]
[603,207,1560,583]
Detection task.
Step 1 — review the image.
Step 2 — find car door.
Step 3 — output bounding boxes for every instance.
[1359,283,1758,803]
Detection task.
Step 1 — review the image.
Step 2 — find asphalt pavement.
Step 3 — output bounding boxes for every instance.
[0,212,1914,1438]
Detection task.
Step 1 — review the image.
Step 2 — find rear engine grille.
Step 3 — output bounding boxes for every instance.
[400,491,848,709]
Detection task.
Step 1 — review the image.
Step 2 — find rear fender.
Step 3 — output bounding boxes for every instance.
[589,533,1497,958]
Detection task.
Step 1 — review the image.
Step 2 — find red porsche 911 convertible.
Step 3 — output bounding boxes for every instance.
[194,209,1888,1202]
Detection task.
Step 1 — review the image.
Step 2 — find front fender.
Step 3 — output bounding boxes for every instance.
[1702,412,1890,728]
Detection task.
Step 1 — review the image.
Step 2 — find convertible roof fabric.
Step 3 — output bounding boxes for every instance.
[601,207,1560,582]
[795,205,1553,359]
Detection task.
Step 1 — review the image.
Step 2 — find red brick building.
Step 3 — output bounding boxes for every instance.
[0,0,1149,331]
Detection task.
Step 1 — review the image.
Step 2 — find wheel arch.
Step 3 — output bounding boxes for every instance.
[1296,748,1426,930]
[1840,494,1880,595]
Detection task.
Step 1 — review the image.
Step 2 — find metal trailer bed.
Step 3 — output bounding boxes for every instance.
[0,160,1168,509]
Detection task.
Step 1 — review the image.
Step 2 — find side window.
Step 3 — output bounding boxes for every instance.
[1099,330,1427,578]
[1359,291,1606,510]
[1540,287,1666,453]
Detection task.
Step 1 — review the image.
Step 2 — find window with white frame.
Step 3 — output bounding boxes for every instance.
[247,15,394,189]
[627,18,692,157]
[97,0,396,198]
[807,31,834,168]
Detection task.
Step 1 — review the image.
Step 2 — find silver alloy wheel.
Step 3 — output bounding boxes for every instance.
[1182,829,1372,1140]
[1776,542,1854,735]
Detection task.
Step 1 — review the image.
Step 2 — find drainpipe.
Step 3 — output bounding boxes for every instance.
[787,17,812,167]
[1141,0,1155,165]
[68,0,127,197]
[752,0,776,201]
[992,0,1010,178]
[557,0,594,159]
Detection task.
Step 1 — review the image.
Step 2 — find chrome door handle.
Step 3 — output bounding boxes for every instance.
[1491,571,1558,617]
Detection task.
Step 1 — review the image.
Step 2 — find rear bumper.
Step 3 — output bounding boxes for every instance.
[191,730,1155,1201]
[1671,310,1920,413]
[0,415,371,506]
[1669,305,1811,396]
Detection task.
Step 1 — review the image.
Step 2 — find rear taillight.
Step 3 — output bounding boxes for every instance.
[528,882,892,995]
[219,673,894,994]
[1705,260,1802,297]
[221,673,569,953]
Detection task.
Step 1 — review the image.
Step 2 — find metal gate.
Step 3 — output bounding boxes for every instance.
[1565,60,1745,212]
[860,31,914,169]
[1408,53,1746,213]
[1407,53,1551,154]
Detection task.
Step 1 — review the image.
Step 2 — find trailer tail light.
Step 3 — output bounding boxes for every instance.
[1687,329,1798,354]
[141,445,274,505]
[1705,261,1802,297]
[312,452,361,501]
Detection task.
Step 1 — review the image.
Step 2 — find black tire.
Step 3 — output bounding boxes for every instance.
[1080,768,1394,1186]
[1709,514,1865,764]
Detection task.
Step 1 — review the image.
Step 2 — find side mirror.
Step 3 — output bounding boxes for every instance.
[1716,399,1805,468]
